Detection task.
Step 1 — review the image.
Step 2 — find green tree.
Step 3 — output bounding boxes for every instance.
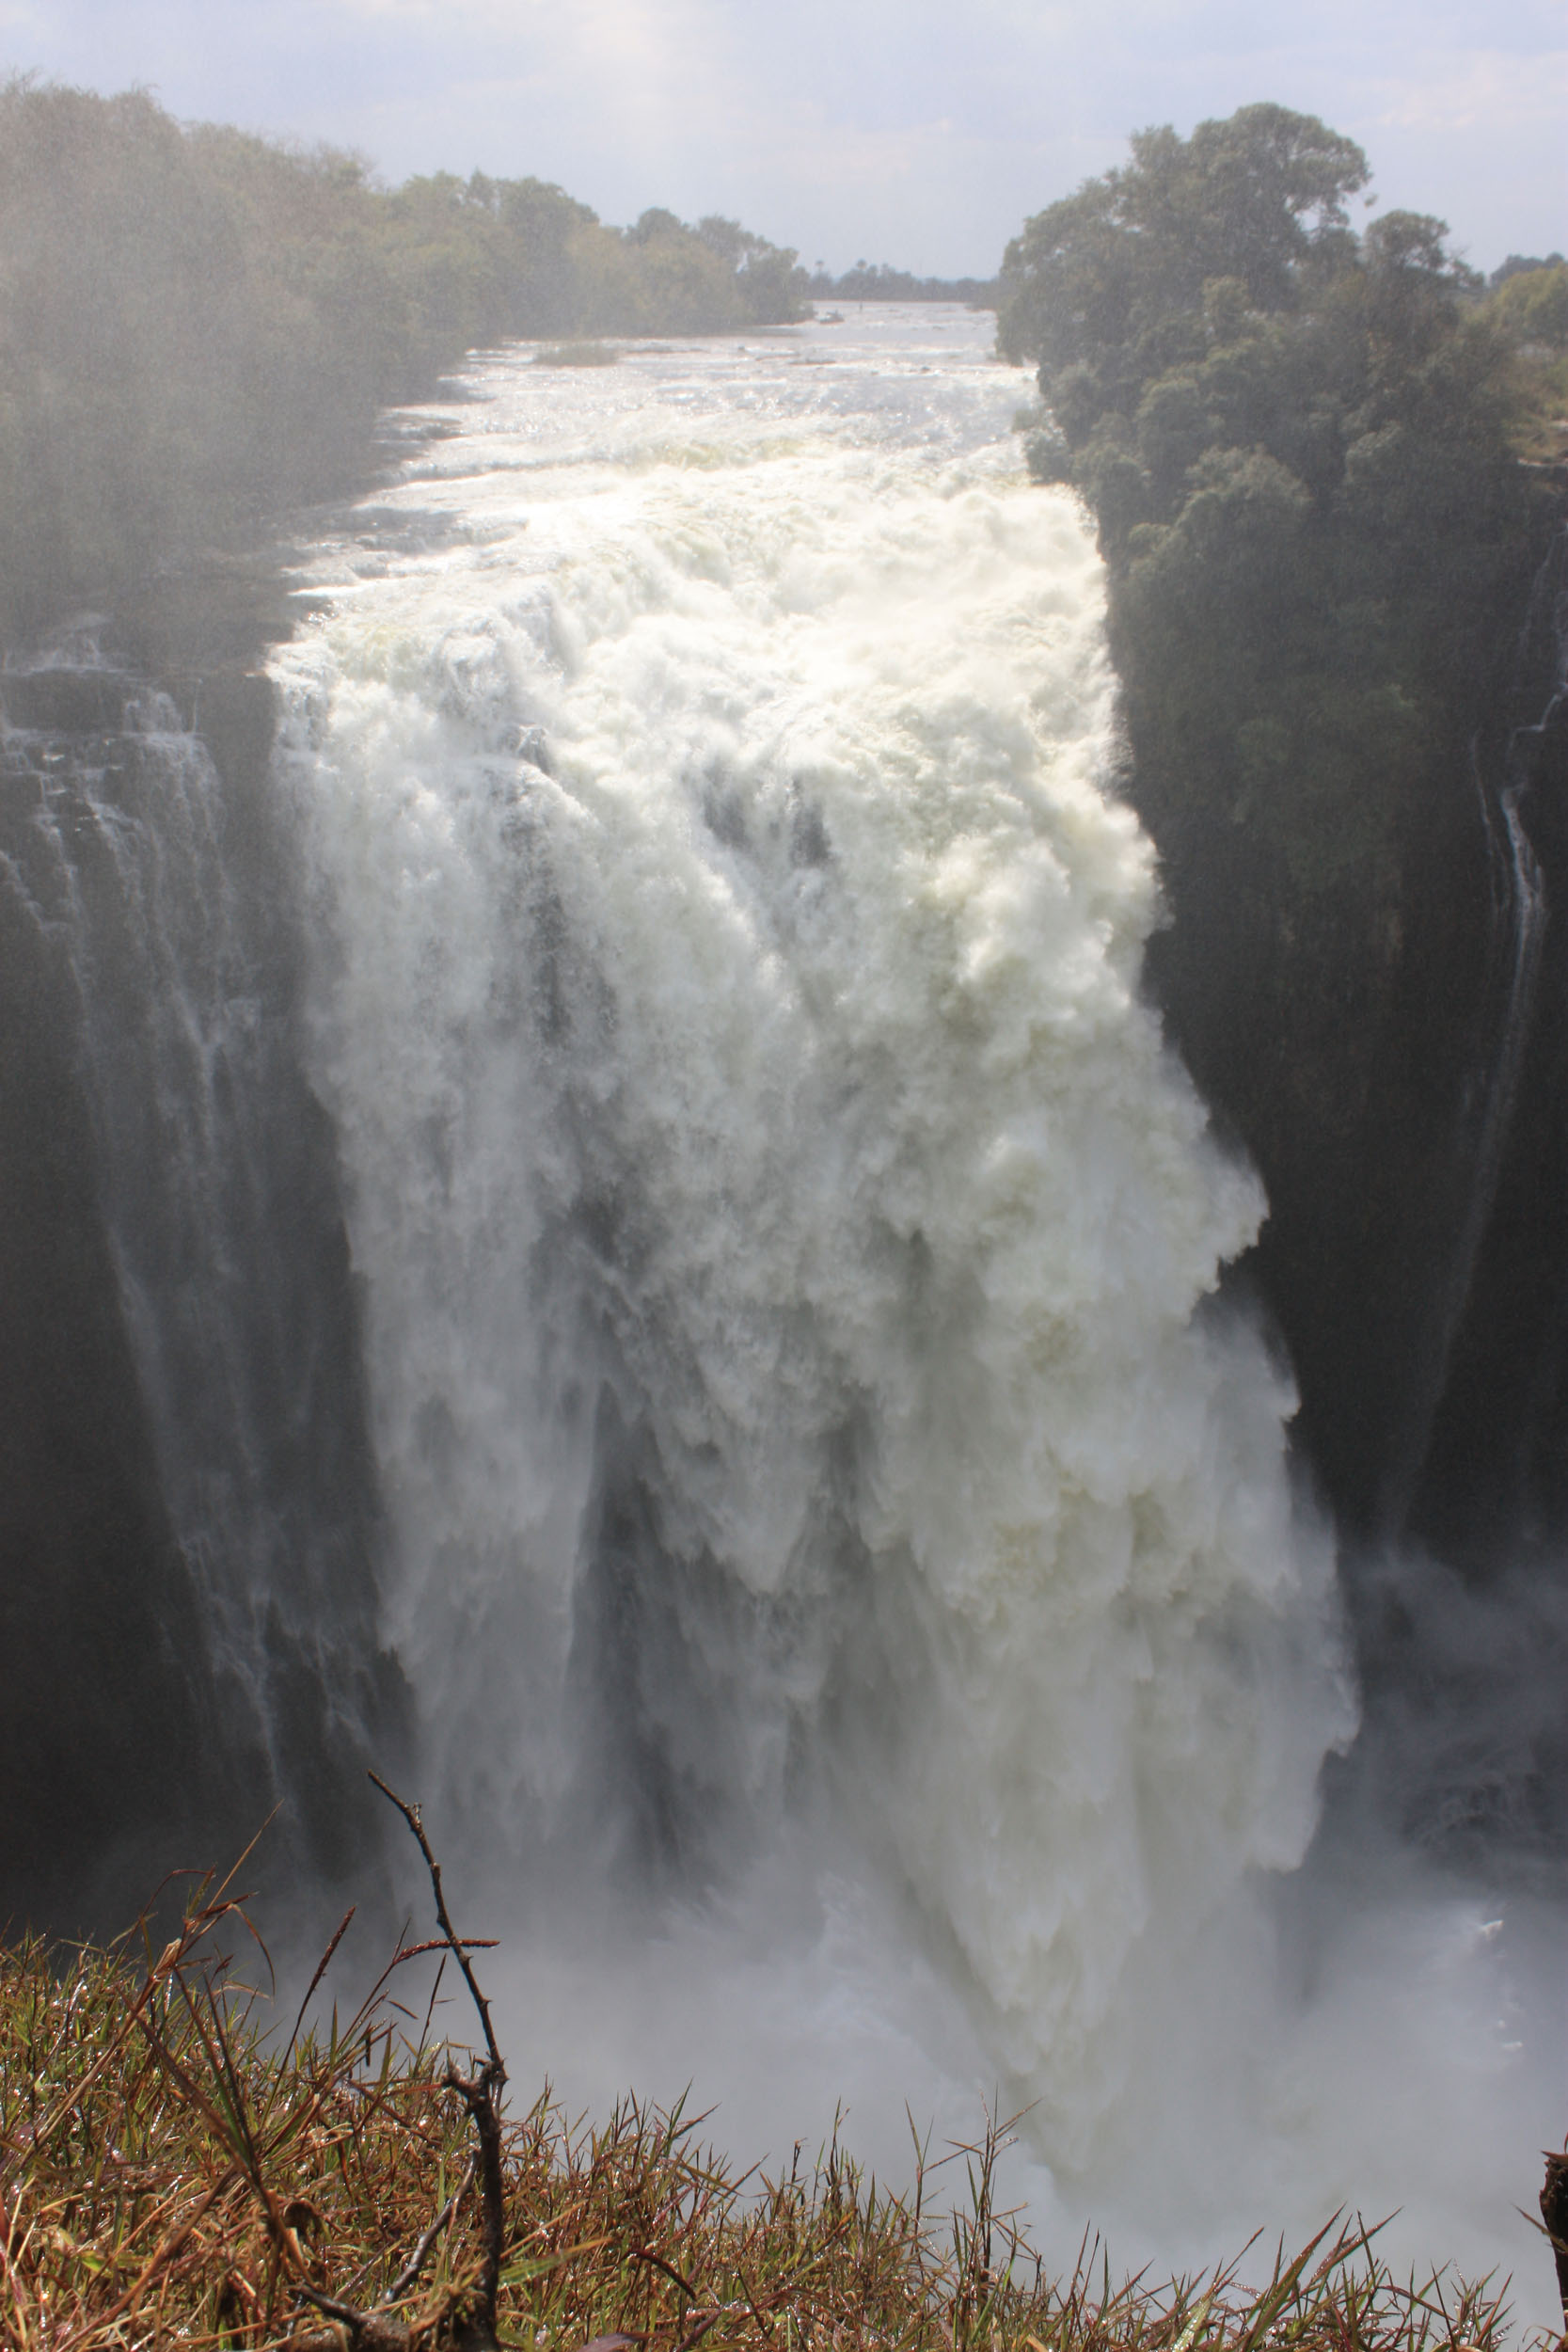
[999,105,1531,880]
[1489,262,1568,349]
[0,77,812,650]
[998,103,1369,387]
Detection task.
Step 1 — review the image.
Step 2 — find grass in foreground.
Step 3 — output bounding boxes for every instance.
[0,1830,1544,2352]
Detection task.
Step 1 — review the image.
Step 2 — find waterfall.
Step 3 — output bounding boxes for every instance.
[274,312,1354,2170]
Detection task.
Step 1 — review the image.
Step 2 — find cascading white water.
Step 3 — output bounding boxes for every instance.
[273,311,1562,2308]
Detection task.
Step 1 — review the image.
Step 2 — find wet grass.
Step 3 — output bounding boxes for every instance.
[0,1850,1544,2351]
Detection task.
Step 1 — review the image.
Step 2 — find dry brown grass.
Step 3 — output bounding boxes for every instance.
[0,1822,1544,2352]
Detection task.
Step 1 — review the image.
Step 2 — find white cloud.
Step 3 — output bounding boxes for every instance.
[0,0,1562,272]
[1370,45,1568,133]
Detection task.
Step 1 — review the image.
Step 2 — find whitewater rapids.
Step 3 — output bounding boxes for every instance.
[272,309,1561,2315]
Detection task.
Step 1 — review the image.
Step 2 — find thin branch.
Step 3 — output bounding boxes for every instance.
[630,2243,698,2298]
[369,1772,507,2348]
[384,2153,479,2305]
[368,1772,503,2074]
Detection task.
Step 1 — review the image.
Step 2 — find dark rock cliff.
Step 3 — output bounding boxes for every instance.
[0,640,404,1931]
[1120,491,1568,1869]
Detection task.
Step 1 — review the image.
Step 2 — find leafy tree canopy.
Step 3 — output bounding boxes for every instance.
[998,102,1554,903]
[998,104,1369,384]
[1490,251,1565,289]
[0,76,812,649]
[1486,260,1568,352]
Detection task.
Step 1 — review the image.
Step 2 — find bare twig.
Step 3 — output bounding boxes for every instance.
[630,2243,698,2299]
[1541,2149,1568,2317]
[370,1772,508,2352]
[388,2153,480,2303]
[368,1773,503,2075]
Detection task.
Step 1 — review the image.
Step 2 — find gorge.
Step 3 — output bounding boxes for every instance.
[1,137,1565,2319]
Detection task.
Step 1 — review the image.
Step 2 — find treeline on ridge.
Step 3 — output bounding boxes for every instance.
[807,260,999,305]
[998,103,1566,897]
[0,76,811,650]
[999,101,1568,1540]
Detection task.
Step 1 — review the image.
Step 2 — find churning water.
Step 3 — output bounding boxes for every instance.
[270,310,1564,2318]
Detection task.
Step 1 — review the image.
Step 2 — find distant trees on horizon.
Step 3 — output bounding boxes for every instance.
[1,74,1558,675]
[807,260,998,306]
[0,76,811,652]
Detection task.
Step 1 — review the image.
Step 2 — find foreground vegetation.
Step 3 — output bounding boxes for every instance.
[0,76,809,652]
[0,1812,1546,2352]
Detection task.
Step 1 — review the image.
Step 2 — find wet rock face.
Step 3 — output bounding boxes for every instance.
[1403,532,1568,1572]
[1132,732,1493,1540]
[1121,501,1568,1871]
[1122,503,1568,1560]
[0,717,233,1928]
[0,638,404,1931]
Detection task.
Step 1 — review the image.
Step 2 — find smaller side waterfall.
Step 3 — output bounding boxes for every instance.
[0,636,402,1883]
[1381,525,1567,1541]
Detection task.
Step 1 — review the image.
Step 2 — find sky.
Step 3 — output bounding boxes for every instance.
[0,0,1562,278]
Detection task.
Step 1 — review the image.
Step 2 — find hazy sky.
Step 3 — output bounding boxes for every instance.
[2,0,1562,277]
